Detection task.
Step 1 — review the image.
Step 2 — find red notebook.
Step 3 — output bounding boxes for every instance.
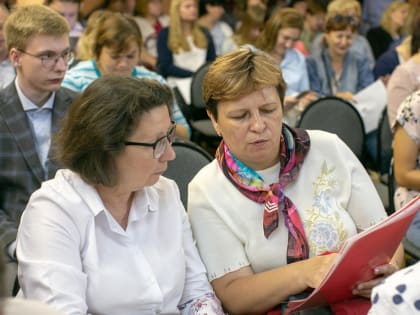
[285,196,420,315]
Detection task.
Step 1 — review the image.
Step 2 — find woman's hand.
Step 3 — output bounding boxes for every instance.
[352,263,399,298]
[299,252,340,289]
[335,91,355,103]
[353,244,404,298]
[297,91,318,110]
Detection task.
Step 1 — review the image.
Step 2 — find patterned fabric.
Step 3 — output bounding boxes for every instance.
[216,125,310,263]
[369,261,420,314]
[0,82,77,251]
[178,292,224,314]
[394,90,420,248]
[62,60,191,137]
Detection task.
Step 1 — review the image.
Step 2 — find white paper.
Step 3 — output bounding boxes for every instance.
[353,79,387,133]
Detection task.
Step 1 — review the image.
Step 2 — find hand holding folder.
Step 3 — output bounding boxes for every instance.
[285,196,420,315]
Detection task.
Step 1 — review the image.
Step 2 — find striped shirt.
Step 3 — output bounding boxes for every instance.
[62,60,191,137]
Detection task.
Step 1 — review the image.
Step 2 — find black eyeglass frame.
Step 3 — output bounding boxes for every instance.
[124,121,177,159]
[331,15,356,25]
[17,49,75,67]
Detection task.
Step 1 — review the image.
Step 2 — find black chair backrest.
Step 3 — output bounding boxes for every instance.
[190,62,212,110]
[163,139,213,208]
[377,108,393,175]
[296,96,366,161]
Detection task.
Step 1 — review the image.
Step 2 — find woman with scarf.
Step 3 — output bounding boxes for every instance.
[188,46,405,314]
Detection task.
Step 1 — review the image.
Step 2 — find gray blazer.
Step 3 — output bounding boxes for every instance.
[0,82,77,251]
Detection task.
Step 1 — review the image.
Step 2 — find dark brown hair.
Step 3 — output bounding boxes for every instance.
[55,75,174,186]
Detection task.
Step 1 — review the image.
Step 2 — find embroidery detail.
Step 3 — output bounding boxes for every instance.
[304,161,347,256]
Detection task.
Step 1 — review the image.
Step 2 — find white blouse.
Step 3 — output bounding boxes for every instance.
[17,169,222,315]
[188,130,387,281]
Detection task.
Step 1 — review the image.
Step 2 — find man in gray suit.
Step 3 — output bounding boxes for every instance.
[0,5,77,263]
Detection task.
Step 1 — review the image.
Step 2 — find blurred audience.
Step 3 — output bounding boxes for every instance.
[311,0,375,69]
[0,4,14,89]
[134,0,169,70]
[75,9,113,61]
[63,12,191,139]
[307,13,374,102]
[198,0,235,56]
[366,1,409,60]
[156,0,216,104]
[231,4,265,48]
[387,10,420,128]
[256,7,317,114]
[46,0,84,53]
[294,0,326,56]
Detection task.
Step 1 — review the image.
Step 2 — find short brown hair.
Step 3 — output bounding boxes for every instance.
[55,75,174,187]
[93,12,142,59]
[203,46,286,120]
[4,4,70,51]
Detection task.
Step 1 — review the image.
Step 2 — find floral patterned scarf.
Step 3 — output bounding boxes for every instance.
[216,125,310,263]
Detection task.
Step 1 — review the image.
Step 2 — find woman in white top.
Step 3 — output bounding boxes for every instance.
[188,47,404,314]
[16,75,224,315]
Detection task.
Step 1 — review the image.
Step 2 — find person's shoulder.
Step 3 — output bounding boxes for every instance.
[0,81,17,100]
[190,160,218,184]
[133,66,166,83]
[306,129,342,147]
[218,21,234,35]
[159,26,169,36]
[159,15,170,27]
[58,86,79,99]
[367,26,386,37]
[2,298,65,315]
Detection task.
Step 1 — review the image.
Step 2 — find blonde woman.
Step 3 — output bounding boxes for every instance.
[157,0,216,104]
[310,0,375,69]
[366,1,409,60]
[75,10,113,61]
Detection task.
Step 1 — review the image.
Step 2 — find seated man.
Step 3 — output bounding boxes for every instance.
[0,5,77,262]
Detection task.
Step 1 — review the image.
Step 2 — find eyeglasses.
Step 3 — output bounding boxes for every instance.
[124,122,176,159]
[18,49,74,68]
[331,15,356,25]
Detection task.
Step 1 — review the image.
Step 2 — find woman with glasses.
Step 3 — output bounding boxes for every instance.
[306,13,374,102]
[256,8,318,125]
[310,0,375,70]
[62,11,191,140]
[16,74,224,315]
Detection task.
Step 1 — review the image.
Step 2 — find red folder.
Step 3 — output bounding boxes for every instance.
[285,196,420,315]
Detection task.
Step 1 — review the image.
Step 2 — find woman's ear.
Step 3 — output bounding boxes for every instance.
[207,110,222,137]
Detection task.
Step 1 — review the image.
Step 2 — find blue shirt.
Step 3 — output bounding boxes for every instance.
[62,60,191,137]
[281,48,310,96]
[15,79,54,179]
[306,47,374,97]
